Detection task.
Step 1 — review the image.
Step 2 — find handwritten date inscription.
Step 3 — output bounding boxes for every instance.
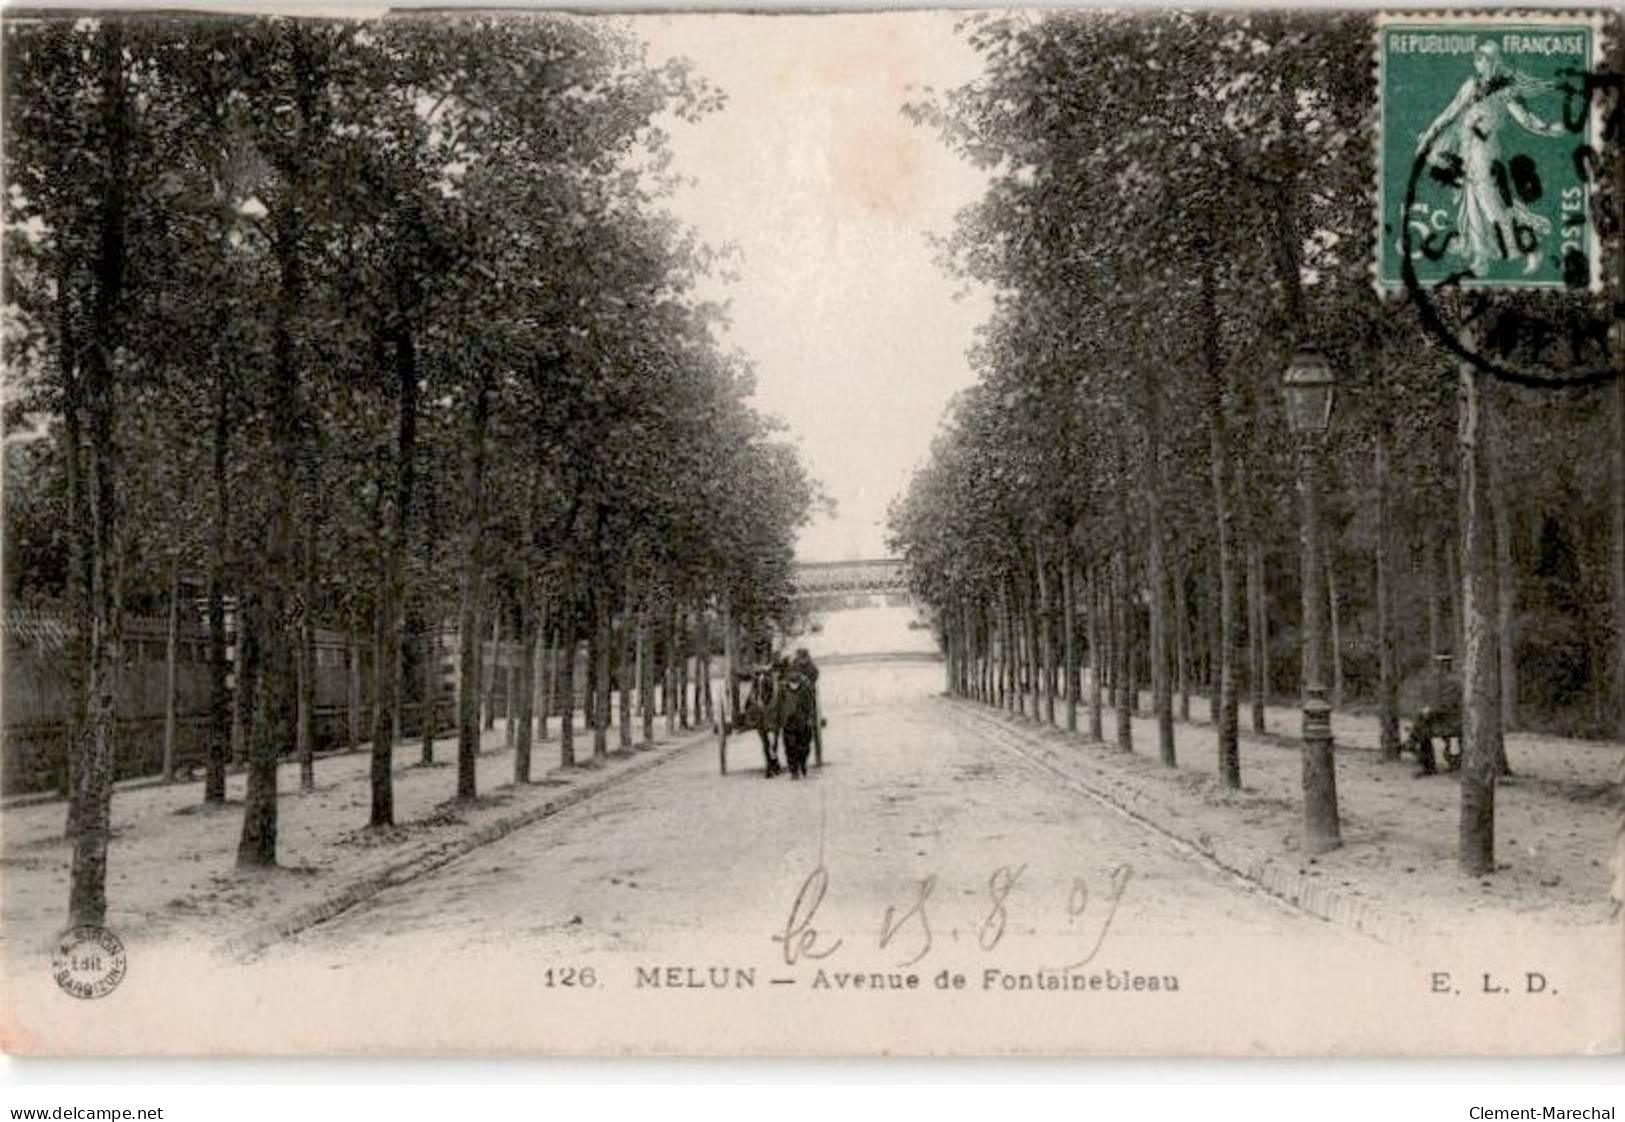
[774,863,1134,970]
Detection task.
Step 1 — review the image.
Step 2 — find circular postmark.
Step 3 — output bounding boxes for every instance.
[51,925,126,1000]
[1394,51,1620,391]
[1401,138,1619,391]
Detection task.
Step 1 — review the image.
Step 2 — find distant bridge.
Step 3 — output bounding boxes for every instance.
[793,558,909,600]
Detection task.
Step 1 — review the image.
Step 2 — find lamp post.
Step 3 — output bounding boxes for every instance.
[1282,345,1342,855]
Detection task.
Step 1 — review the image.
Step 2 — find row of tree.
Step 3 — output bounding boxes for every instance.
[2,13,822,928]
[889,11,1623,873]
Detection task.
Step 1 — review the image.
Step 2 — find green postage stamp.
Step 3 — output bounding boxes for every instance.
[1377,11,1606,292]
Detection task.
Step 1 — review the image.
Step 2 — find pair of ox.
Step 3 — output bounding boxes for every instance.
[736,666,818,779]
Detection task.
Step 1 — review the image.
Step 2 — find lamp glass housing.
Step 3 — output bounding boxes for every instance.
[1282,347,1336,436]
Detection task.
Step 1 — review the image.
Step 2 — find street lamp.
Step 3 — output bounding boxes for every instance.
[1282,345,1342,855]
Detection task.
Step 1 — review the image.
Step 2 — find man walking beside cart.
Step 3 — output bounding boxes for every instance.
[789,647,824,770]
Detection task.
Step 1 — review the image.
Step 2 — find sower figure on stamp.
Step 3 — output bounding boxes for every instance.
[1414,40,1568,278]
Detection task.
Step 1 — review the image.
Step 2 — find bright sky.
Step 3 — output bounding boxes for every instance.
[640,13,993,563]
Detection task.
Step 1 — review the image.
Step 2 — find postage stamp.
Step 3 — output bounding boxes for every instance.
[1376,11,1606,292]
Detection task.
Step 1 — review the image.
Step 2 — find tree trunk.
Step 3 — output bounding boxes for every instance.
[591,598,604,728]
[1127,593,1141,717]
[1114,548,1134,753]
[1445,528,1464,658]
[368,324,420,823]
[1087,567,1104,741]
[994,588,1007,712]
[234,593,261,777]
[162,552,181,782]
[1101,572,1117,710]
[1247,538,1267,734]
[1005,589,1018,713]
[640,596,655,744]
[1136,362,1176,762]
[535,597,552,745]
[1063,554,1079,732]
[1020,562,1046,721]
[620,598,637,747]
[700,638,714,726]
[455,373,491,802]
[963,600,975,701]
[238,91,314,869]
[58,260,91,835]
[1026,584,1038,715]
[1174,560,1192,723]
[677,610,691,730]
[991,594,1003,707]
[999,589,1014,712]
[1200,236,1241,788]
[421,618,437,765]
[558,608,578,768]
[298,469,318,793]
[1613,59,1625,741]
[1036,545,1055,726]
[514,601,536,785]
[294,634,310,784]
[68,30,134,916]
[980,600,992,702]
[1375,419,1401,760]
[347,627,362,753]
[535,635,550,745]
[1458,351,1501,876]
[593,588,612,759]
[1426,533,1444,659]
[619,575,635,750]
[482,614,498,732]
[1005,593,1015,708]
[978,601,988,704]
[1613,374,1625,739]
[205,377,230,803]
[1149,531,1174,765]
[504,659,517,749]
[1206,553,1222,728]
[1488,392,1518,734]
[665,604,678,734]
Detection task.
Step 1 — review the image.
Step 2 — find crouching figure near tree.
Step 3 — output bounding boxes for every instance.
[1405,654,1463,776]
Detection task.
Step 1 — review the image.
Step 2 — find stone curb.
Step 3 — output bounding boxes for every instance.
[949,698,1423,946]
[218,733,708,961]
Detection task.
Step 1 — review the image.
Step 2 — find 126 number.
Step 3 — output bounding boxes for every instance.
[542,967,597,988]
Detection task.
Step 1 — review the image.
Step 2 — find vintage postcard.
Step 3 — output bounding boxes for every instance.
[1,4,1622,1057]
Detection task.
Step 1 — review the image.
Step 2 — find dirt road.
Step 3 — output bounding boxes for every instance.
[272,661,1359,970]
